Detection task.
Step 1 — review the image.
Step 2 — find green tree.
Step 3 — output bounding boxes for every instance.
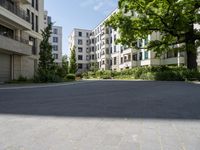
[37,23,56,82]
[62,55,69,75]
[69,46,77,74]
[106,0,200,69]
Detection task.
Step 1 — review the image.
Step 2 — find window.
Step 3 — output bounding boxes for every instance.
[78,39,82,45]
[110,37,112,44]
[144,51,149,59]
[114,57,117,65]
[114,46,116,53]
[110,60,112,66]
[53,37,58,43]
[121,57,123,64]
[78,47,83,52]
[78,32,82,37]
[0,25,14,38]
[27,9,30,22]
[92,47,95,52]
[133,54,138,61]
[53,29,58,34]
[52,45,58,51]
[78,64,83,69]
[35,15,38,32]
[53,54,58,59]
[86,32,89,37]
[36,0,38,10]
[139,52,143,60]
[32,0,34,8]
[31,12,34,30]
[92,55,95,60]
[78,55,83,60]
[110,47,112,53]
[86,55,90,61]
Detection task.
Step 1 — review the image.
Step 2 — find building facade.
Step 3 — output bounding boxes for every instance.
[0,0,44,82]
[69,9,189,72]
[44,11,62,64]
[49,26,62,64]
[68,28,92,72]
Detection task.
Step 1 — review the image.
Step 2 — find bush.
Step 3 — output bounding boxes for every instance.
[17,75,28,82]
[66,74,75,80]
[81,66,200,81]
[76,72,83,78]
[95,70,103,78]
[82,72,89,79]
[140,72,156,80]
[34,71,62,83]
[88,71,96,78]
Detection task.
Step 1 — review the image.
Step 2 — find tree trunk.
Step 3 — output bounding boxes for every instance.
[185,28,197,70]
[186,49,197,70]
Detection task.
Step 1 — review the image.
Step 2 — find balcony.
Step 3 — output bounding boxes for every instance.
[161,57,185,65]
[17,0,31,4]
[0,0,31,29]
[0,34,31,55]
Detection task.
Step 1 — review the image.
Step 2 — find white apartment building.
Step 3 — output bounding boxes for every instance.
[68,28,93,72]
[69,9,200,72]
[50,26,62,64]
[0,0,44,82]
[44,11,62,64]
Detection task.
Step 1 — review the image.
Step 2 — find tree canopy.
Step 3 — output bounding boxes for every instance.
[106,0,200,69]
[37,23,56,82]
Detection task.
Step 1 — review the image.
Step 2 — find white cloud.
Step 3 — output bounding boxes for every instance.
[80,0,117,14]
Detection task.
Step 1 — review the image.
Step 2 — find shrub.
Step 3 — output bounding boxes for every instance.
[76,72,83,78]
[88,71,96,78]
[95,70,103,78]
[82,72,89,79]
[140,72,156,80]
[17,75,28,82]
[66,74,76,80]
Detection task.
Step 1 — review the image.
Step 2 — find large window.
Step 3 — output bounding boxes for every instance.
[0,25,14,38]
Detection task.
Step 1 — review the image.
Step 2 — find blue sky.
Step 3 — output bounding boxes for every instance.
[44,0,118,55]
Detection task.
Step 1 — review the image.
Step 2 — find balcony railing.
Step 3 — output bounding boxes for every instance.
[0,33,29,45]
[0,0,30,23]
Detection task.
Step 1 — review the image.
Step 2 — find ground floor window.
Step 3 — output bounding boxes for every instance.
[78,64,83,69]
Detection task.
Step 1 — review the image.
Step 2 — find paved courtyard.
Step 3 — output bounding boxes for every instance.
[0,81,200,150]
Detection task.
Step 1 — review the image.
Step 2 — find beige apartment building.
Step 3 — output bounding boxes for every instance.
[69,9,192,72]
[0,0,44,82]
